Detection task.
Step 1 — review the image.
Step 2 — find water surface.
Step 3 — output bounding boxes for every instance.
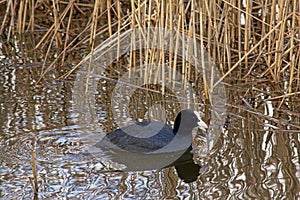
[0,36,300,199]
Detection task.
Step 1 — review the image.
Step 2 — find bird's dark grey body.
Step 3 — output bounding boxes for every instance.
[95,109,208,154]
[98,121,176,152]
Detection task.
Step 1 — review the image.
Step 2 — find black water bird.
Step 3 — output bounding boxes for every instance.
[95,109,208,154]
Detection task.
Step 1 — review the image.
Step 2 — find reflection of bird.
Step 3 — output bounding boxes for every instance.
[95,109,208,153]
[167,146,208,183]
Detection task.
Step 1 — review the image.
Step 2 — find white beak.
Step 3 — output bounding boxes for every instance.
[193,111,208,131]
[197,119,208,131]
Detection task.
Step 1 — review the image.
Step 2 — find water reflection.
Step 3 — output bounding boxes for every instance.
[86,144,206,183]
[1,41,300,199]
[1,84,300,199]
[93,138,198,173]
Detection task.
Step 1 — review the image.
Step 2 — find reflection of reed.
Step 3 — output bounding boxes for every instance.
[199,96,300,199]
[94,53,207,135]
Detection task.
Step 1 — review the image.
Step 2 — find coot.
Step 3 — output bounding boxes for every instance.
[95,109,208,153]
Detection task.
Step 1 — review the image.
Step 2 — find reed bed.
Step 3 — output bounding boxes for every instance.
[1,0,299,110]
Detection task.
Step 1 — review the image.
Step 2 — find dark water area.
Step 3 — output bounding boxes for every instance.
[1,34,300,200]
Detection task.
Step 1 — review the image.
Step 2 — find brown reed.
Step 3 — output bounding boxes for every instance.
[0,0,299,108]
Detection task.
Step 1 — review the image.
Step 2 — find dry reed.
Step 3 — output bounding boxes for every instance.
[0,0,299,111]
[29,149,39,199]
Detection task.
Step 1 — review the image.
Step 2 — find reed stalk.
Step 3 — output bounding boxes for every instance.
[0,0,299,108]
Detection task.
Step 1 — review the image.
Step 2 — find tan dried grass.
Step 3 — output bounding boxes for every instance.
[1,0,299,106]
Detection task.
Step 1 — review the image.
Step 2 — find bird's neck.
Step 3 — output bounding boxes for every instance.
[173,125,194,134]
[173,113,195,134]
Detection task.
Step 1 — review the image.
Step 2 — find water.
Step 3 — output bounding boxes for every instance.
[1,37,300,199]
